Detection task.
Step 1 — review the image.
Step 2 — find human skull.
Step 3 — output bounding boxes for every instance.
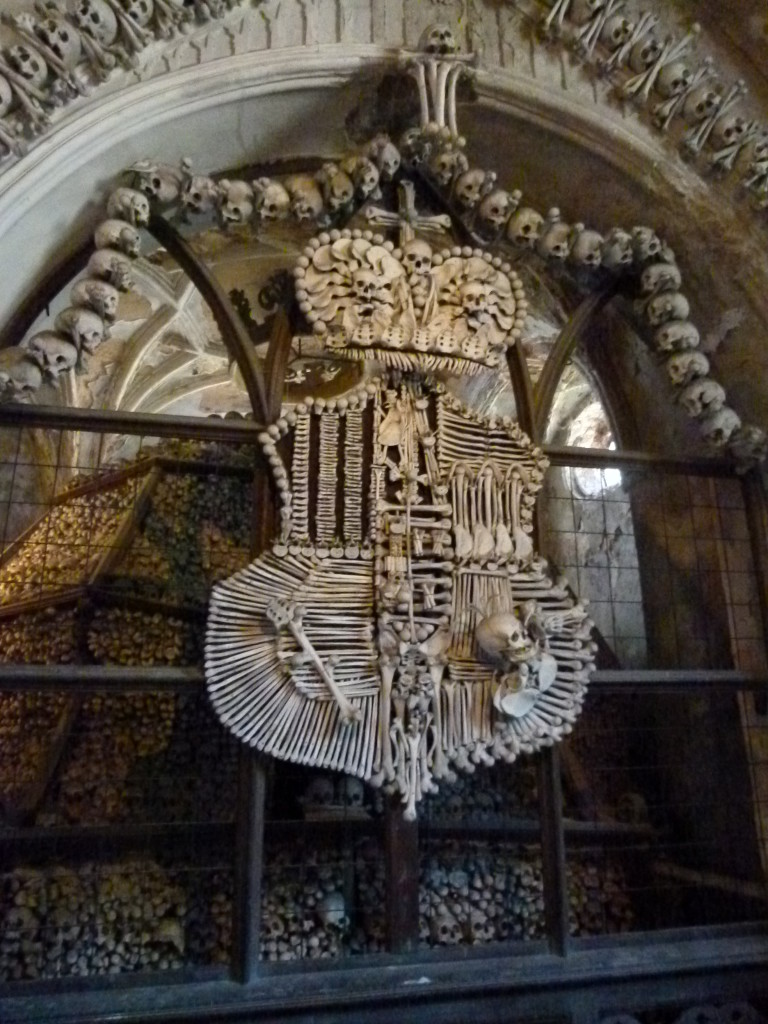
[317,891,347,930]
[700,406,741,447]
[537,209,571,260]
[0,347,44,398]
[402,239,433,278]
[7,46,48,89]
[284,175,324,221]
[710,112,748,150]
[679,378,726,418]
[478,189,518,231]
[94,222,139,260]
[317,164,354,212]
[656,61,693,99]
[475,610,535,666]
[303,775,335,806]
[640,261,682,295]
[253,177,291,220]
[375,141,401,181]
[429,147,467,188]
[120,0,154,27]
[36,16,83,68]
[454,169,487,210]
[665,350,709,386]
[21,331,78,379]
[601,227,634,270]
[570,0,606,26]
[631,225,662,263]
[729,425,768,464]
[600,14,634,49]
[646,292,690,326]
[461,281,491,327]
[352,269,380,312]
[506,207,543,248]
[131,160,183,204]
[419,23,458,55]
[350,157,380,199]
[684,84,722,124]
[180,174,219,215]
[398,128,430,169]
[569,225,604,267]
[106,187,150,226]
[431,911,462,945]
[340,776,365,809]
[87,248,134,291]
[629,34,662,74]
[217,179,254,225]
[68,0,119,45]
[468,909,495,944]
[55,306,107,352]
[654,319,700,352]
[71,277,120,321]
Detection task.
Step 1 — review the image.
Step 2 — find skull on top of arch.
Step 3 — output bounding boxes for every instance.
[419,23,459,56]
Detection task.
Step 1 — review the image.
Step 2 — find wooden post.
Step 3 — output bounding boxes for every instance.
[742,470,768,715]
[539,746,569,956]
[385,797,420,952]
[233,749,267,984]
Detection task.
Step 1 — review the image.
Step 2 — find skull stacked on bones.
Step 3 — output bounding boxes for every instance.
[477,189,520,233]
[419,24,459,55]
[36,15,84,69]
[401,239,433,310]
[69,0,120,47]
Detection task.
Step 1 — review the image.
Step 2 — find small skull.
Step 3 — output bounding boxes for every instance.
[217,179,254,226]
[711,112,748,150]
[398,127,430,169]
[94,219,141,257]
[600,14,634,49]
[370,139,401,181]
[21,331,78,380]
[121,0,154,27]
[629,34,662,74]
[316,163,354,212]
[665,350,709,386]
[729,425,768,464]
[130,160,183,204]
[601,227,634,270]
[631,225,662,263]
[36,17,83,69]
[347,157,380,199]
[679,378,726,418]
[71,277,120,321]
[340,776,365,809]
[284,175,324,222]
[106,187,150,227]
[69,0,119,46]
[7,45,48,89]
[654,319,700,352]
[55,306,107,352]
[402,238,433,278]
[468,909,495,944]
[478,189,519,231]
[537,208,571,261]
[431,910,462,946]
[303,775,335,807]
[656,60,692,99]
[419,23,458,55]
[461,281,491,327]
[454,169,488,210]
[700,406,741,448]
[646,292,690,326]
[684,84,722,124]
[352,269,380,313]
[429,147,467,188]
[506,207,543,248]
[640,261,682,295]
[317,891,347,931]
[87,248,134,291]
[180,174,219,215]
[253,177,291,221]
[0,347,44,398]
[569,224,604,267]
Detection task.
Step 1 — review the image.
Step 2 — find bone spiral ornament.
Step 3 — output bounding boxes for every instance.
[205,198,595,821]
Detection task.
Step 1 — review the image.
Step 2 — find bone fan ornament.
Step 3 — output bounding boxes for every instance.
[205,235,594,821]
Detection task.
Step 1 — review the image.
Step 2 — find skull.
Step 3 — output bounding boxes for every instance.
[130,160,183,204]
[700,406,741,448]
[665,350,709,386]
[601,227,634,270]
[68,0,119,46]
[684,84,722,124]
[431,911,462,945]
[640,262,682,295]
[570,0,606,26]
[429,147,467,188]
[94,218,141,256]
[303,775,335,807]
[506,207,543,248]
[729,425,768,464]
[106,187,150,226]
[36,17,83,69]
[348,157,380,198]
[419,23,458,55]
[121,0,153,27]
[340,776,365,809]
[600,14,634,49]
[646,292,690,326]
[284,175,324,222]
[454,169,487,210]
[679,378,726,418]
[316,164,354,212]
[537,209,571,260]
[55,306,107,352]
[656,61,692,99]
[461,281,491,327]
[629,34,662,74]
[0,347,43,398]
[475,610,535,666]
[402,238,433,278]
[253,177,291,220]
[569,225,604,267]
[468,909,495,944]
[478,189,519,231]
[374,141,401,181]
[317,891,347,930]
[21,331,78,380]
[180,174,219,215]
[631,225,662,263]
[71,277,120,321]
[711,113,748,149]
[87,248,134,291]
[217,179,254,226]
[7,46,48,89]
[352,269,380,313]
[654,319,700,352]
[398,128,430,169]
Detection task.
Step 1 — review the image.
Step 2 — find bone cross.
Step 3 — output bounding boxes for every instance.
[365,180,451,246]
[266,598,362,724]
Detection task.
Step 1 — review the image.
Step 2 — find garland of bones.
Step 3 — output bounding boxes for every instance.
[1,24,765,469]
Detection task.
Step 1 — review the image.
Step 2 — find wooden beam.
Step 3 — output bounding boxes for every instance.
[385,797,420,952]
[539,747,569,957]
[0,664,203,692]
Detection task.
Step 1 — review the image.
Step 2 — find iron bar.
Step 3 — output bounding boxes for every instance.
[590,669,767,690]
[538,747,569,957]
[233,749,267,984]
[0,664,203,692]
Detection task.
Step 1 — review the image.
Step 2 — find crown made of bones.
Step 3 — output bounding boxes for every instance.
[293,230,528,376]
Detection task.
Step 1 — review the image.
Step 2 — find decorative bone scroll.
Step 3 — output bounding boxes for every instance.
[205,201,595,820]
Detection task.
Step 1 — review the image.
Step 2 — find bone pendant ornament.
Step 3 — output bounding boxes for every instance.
[205,204,594,821]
